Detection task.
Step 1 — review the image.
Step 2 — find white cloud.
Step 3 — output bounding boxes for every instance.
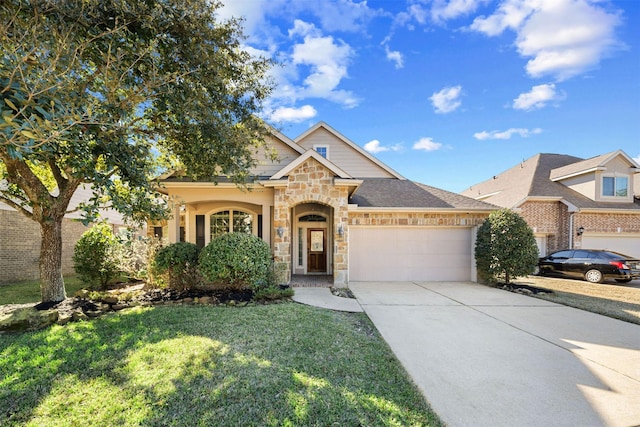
[287,20,359,108]
[384,45,404,69]
[513,83,565,110]
[363,140,402,153]
[430,85,463,114]
[431,0,490,23]
[474,127,542,140]
[269,105,318,123]
[633,155,640,166]
[470,0,623,81]
[313,0,380,33]
[413,137,443,152]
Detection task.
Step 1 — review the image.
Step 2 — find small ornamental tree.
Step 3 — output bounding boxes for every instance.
[73,222,120,289]
[475,209,539,284]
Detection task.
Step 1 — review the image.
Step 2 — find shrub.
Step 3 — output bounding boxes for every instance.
[112,235,162,281]
[154,242,201,290]
[253,285,294,301]
[73,222,121,289]
[475,209,539,284]
[199,233,271,290]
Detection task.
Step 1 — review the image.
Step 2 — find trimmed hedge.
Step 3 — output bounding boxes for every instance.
[199,233,271,290]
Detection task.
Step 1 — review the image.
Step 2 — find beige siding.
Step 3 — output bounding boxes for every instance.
[561,173,595,200]
[297,127,395,178]
[250,135,302,177]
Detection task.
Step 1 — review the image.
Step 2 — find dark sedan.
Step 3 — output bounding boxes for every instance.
[537,249,640,284]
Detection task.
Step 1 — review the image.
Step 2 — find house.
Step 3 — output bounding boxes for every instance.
[460,150,640,258]
[0,184,133,283]
[160,122,496,285]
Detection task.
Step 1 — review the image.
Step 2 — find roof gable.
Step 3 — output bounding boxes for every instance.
[550,150,639,181]
[462,151,640,211]
[295,122,404,179]
[270,149,353,180]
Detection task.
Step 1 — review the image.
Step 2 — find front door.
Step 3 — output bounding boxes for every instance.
[307,228,327,273]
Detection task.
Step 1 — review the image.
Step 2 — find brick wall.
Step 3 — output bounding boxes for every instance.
[0,210,89,284]
[348,212,488,227]
[519,201,570,253]
[573,211,640,248]
[519,200,640,253]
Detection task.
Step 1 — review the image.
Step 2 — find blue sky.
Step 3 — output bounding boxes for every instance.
[219,0,640,193]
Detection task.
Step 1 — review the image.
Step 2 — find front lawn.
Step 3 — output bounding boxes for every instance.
[0,277,86,305]
[513,276,640,325]
[0,303,442,427]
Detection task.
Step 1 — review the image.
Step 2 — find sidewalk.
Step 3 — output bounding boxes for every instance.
[291,287,362,312]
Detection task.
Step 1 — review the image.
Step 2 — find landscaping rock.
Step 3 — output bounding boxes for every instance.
[72,311,89,322]
[102,296,119,305]
[198,296,212,305]
[0,306,59,333]
[57,313,73,326]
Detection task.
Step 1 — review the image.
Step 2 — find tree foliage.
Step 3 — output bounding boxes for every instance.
[0,0,274,302]
[475,209,539,284]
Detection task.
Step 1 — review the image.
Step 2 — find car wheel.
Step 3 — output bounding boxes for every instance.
[584,269,603,284]
[615,278,632,283]
[533,266,540,276]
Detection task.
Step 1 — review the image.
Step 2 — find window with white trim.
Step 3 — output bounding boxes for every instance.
[313,145,329,159]
[210,210,253,240]
[602,175,628,197]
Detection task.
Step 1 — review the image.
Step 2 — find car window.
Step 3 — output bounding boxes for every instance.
[573,250,591,258]
[551,250,573,259]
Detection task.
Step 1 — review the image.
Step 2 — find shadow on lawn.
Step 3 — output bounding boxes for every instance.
[0,304,440,426]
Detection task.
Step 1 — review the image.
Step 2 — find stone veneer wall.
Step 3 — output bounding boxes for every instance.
[0,210,89,284]
[272,158,350,286]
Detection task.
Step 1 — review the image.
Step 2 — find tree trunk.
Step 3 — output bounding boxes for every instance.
[39,218,67,303]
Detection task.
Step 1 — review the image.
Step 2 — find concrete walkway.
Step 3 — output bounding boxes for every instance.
[349,281,640,427]
[291,287,363,312]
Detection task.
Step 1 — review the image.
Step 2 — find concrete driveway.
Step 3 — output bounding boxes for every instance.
[349,281,640,427]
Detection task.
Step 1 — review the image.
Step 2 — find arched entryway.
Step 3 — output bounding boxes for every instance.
[292,203,334,276]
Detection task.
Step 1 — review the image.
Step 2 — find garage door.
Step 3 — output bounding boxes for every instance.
[581,234,640,259]
[349,227,473,281]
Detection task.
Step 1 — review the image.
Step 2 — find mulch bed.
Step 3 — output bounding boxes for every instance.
[501,283,554,295]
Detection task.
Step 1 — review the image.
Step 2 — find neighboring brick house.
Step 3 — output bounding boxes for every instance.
[160,122,496,286]
[0,185,132,284]
[461,150,640,258]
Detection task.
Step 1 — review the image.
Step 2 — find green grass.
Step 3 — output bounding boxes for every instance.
[0,303,442,427]
[514,276,640,325]
[0,277,87,305]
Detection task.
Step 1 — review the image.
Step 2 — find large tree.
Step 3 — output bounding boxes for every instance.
[1,0,274,303]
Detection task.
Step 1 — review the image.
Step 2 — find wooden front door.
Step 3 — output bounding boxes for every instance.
[307,229,327,273]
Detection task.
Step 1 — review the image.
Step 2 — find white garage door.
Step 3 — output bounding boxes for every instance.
[581,234,640,259]
[349,227,473,281]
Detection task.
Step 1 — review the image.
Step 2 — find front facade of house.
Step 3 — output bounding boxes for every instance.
[161,122,495,285]
[461,151,640,258]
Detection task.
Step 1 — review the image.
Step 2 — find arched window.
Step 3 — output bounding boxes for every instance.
[210,210,253,240]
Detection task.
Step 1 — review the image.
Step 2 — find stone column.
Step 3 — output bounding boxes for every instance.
[273,189,291,283]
